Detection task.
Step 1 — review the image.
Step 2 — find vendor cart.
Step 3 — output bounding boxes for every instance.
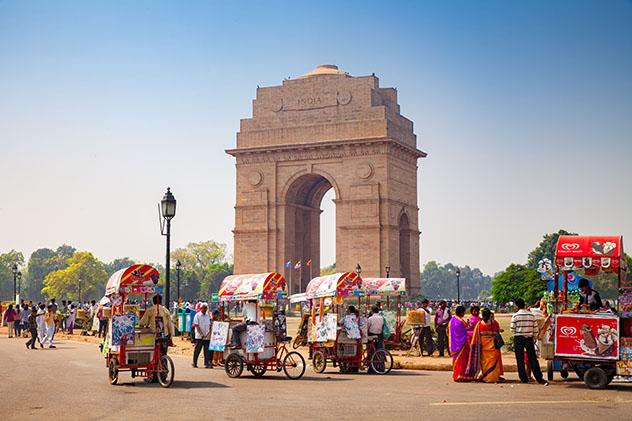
[362,278,406,349]
[544,235,630,389]
[306,272,394,375]
[102,264,174,387]
[218,272,306,380]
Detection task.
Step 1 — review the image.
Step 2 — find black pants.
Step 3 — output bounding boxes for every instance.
[26,329,38,349]
[420,326,434,355]
[514,335,544,383]
[98,319,108,338]
[193,339,210,367]
[436,325,448,356]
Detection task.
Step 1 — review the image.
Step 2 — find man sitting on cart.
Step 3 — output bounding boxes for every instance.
[139,294,174,355]
[230,299,259,348]
[577,279,603,311]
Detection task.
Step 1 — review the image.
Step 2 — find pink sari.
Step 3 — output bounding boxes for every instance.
[448,316,472,382]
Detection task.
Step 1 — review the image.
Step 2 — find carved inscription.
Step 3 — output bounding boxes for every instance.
[283,91,337,111]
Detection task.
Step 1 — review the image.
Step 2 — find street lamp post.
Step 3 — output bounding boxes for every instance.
[160,188,177,308]
[12,263,18,302]
[355,263,362,277]
[455,267,461,304]
[175,260,182,304]
[17,272,22,298]
[385,265,391,278]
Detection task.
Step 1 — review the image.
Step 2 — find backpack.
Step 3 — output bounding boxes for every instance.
[381,314,391,338]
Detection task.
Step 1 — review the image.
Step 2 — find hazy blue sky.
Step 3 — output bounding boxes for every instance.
[1,0,631,275]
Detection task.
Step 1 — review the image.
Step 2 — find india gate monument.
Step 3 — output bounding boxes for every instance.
[226,65,426,295]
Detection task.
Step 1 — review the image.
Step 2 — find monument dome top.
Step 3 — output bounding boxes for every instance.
[300,64,347,78]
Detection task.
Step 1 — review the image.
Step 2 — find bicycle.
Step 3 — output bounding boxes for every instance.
[362,336,394,375]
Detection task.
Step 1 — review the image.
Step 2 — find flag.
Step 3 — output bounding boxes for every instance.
[285,260,292,268]
[306,259,312,267]
[294,261,302,269]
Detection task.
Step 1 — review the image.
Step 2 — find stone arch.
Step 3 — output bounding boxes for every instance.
[398,210,411,282]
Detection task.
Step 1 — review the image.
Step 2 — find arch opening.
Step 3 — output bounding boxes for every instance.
[284,173,335,294]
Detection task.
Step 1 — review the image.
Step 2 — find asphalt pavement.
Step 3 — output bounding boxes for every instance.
[1,335,632,420]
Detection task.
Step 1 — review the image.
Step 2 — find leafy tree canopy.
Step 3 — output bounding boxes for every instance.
[170,240,231,300]
[527,229,577,268]
[0,250,25,300]
[420,261,492,300]
[41,251,108,301]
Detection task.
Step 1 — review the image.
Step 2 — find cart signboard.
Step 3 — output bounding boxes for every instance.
[554,314,619,360]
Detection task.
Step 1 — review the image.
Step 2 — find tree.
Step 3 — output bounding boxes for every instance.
[170,240,230,299]
[420,261,492,300]
[527,230,577,268]
[104,257,137,276]
[41,252,108,301]
[0,250,25,300]
[491,264,543,305]
[23,248,57,301]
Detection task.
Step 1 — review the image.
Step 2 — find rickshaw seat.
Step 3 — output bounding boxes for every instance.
[280,336,292,343]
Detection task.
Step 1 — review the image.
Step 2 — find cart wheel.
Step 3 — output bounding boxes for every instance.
[370,349,394,375]
[108,358,119,385]
[157,355,174,388]
[283,351,306,380]
[312,351,327,374]
[547,361,554,382]
[560,370,569,379]
[584,366,608,389]
[225,353,244,378]
[250,364,267,378]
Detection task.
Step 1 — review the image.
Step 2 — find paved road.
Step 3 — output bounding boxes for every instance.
[1,336,631,420]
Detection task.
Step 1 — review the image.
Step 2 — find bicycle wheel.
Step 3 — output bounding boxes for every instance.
[370,349,393,375]
[225,353,244,378]
[157,355,174,388]
[108,357,119,385]
[283,351,306,379]
[312,350,327,373]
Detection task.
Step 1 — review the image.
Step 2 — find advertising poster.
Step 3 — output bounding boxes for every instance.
[246,324,266,353]
[111,313,136,346]
[554,314,619,360]
[209,321,229,351]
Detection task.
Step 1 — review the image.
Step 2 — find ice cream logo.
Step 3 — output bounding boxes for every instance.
[561,243,580,251]
[559,326,577,337]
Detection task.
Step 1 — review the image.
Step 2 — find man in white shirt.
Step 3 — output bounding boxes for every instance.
[192,303,212,368]
[511,298,547,385]
[367,306,385,347]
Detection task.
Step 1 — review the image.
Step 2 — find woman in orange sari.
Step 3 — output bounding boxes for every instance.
[467,308,504,382]
[448,306,472,381]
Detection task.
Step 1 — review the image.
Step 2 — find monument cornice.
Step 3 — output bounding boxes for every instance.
[226,138,426,164]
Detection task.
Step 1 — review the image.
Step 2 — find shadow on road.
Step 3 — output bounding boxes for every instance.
[387,370,427,377]
[172,380,230,389]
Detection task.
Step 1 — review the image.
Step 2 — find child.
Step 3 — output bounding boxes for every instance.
[25,307,39,349]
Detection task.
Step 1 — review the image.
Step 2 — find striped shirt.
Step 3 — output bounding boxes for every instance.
[510,309,538,338]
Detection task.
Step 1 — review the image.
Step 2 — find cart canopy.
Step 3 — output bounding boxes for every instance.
[305,272,363,299]
[218,272,286,301]
[105,264,160,296]
[362,278,406,296]
[555,235,626,273]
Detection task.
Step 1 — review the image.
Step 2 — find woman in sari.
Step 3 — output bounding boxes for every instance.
[448,306,472,382]
[467,308,504,383]
[466,305,481,343]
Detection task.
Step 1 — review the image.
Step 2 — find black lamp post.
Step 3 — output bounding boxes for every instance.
[455,267,461,303]
[160,187,177,308]
[12,263,18,301]
[385,265,391,279]
[17,272,22,298]
[175,260,182,304]
[355,263,362,276]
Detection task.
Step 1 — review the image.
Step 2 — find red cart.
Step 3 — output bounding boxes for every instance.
[102,264,174,387]
[545,235,630,389]
[362,277,407,349]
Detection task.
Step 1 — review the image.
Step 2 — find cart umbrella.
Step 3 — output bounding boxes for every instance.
[362,278,406,296]
[555,235,626,274]
[305,272,363,299]
[218,272,287,302]
[105,264,161,296]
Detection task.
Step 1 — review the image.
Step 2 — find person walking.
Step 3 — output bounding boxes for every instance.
[25,307,39,349]
[434,301,451,357]
[66,303,76,334]
[510,298,547,385]
[20,304,30,338]
[192,303,212,368]
[3,305,16,338]
[420,299,434,355]
[36,303,46,347]
[41,305,57,348]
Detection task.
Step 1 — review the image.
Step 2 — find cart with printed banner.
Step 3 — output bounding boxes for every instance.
[362,278,407,349]
[544,235,631,389]
[306,272,394,375]
[217,272,306,380]
[102,264,175,387]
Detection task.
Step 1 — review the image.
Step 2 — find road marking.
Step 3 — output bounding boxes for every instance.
[430,400,632,406]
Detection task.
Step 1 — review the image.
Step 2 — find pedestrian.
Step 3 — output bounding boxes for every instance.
[97,305,108,338]
[36,303,46,347]
[66,304,76,334]
[41,304,57,348]
[20,303,30,338]
[466,308,504,383]
[420,299,434,355]
[60,300,67,331]
[434,300,451,357]
[466,305,481,343]
[3,305,16,338]
[510,298,547,385]
[25,307,39,349]
[192,303,212,368]
[211,310,224,367]
[13,304,22,337]
[448,305,472,382]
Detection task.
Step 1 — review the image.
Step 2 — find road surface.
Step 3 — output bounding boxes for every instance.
[1,336,631,420]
